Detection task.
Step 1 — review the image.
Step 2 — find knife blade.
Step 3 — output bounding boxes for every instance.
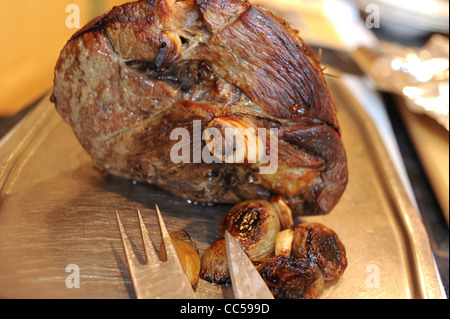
[225,230,274,299]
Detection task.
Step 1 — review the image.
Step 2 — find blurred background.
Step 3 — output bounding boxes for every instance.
[0,0,125,118]
[1,0,447,115]
[0,0,448,297]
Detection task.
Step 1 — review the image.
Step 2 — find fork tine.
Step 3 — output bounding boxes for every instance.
[155,204,178,262]
[117,207,197,299]
[115,211,141,271]
[136,208,159,265]
[154,205,197,299]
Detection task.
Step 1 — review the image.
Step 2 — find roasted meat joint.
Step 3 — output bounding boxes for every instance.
[51,0,349,299]
[51,0,348,217]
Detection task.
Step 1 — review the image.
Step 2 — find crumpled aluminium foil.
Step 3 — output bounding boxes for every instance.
[372,35,449,131]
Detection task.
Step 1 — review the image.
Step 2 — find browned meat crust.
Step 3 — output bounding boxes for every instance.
[51,0,348,215]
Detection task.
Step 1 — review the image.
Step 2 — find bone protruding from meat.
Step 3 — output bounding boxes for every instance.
[204,117,267,165]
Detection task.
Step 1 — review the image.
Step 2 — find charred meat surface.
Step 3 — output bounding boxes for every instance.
[51,0,348,215]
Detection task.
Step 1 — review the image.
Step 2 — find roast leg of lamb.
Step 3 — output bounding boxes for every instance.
[51,0,348,215]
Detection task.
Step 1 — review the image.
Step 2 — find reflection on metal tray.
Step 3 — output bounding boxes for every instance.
[0,77,443,299]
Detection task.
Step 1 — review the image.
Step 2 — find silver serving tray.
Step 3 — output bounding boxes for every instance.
[0,77,443,299]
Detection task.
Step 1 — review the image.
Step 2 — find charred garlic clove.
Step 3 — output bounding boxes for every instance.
[258,255,325,299]
[292,223,347,281]
[219,200,281,263]
[200,239,230,285]
[159,230,201,289]
[275,229,294,256]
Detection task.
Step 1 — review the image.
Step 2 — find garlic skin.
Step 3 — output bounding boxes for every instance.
[159,230,201,289]
[270,195,294,230]
[219,200,281,263]
[275,229,294,256]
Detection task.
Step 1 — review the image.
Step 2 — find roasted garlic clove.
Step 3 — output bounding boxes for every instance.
[159,230,201,289]
[275,229,294,256]
[219,200,280,263]
[200,239,230,285]
[258,255,325,299]
[270,195,294,230]
[292,223,347,281]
